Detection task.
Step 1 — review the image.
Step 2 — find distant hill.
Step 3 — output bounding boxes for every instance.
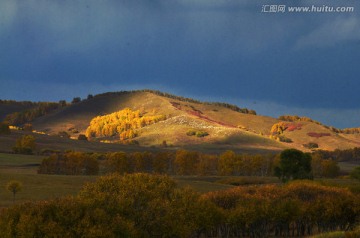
[2,90,360,153]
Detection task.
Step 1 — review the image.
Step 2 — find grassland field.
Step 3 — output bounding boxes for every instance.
[0,153,359,208]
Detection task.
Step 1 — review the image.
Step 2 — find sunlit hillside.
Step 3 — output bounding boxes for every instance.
[0,90,358,153]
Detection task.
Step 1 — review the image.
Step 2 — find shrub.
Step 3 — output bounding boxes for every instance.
[186,130,196,136]
[278,135,292,143]
[196,131,209,137]
[186,130,209,137]
[77,134,88,141]
[303,142,319,149]
[13,135,36,154]
[58,131,70,138]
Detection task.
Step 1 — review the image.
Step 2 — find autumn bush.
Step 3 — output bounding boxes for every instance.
[0,174,221,238]
[204,181,360,237]
[304,142,319,149]
[12,134,36,154]
[0,174,358,237]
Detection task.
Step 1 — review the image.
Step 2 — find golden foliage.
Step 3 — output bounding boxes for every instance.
[85,108,166,140]
[270,122,288,135]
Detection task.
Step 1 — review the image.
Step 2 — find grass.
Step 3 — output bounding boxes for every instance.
[0,153,96,207]
[216,176,279,186]
[0,153,45,168]
[338,161,360,173]
[0,172,96,207]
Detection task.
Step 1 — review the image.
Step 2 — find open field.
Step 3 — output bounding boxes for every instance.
[1,152,360,207]
[0,153,97,207]
[0,153,237,207]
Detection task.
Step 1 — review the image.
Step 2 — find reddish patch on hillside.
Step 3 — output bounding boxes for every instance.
[187,110,237,128]
[170,101,236,128]
[307,132,331,138]
[287,123,303,132]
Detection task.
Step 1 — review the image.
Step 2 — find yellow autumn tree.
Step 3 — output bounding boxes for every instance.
[85,108,166,140]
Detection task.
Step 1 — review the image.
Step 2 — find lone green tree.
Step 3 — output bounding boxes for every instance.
[274,149,312,182]
[6,180,23,203]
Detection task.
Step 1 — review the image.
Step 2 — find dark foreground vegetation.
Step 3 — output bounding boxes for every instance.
[0,173,359,237]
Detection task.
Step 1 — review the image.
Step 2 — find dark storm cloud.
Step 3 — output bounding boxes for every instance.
[1,0,360,127]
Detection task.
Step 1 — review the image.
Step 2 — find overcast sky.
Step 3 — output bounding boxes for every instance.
[1,0,360,128]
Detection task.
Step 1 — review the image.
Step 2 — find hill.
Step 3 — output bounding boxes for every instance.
[1,90,360,153]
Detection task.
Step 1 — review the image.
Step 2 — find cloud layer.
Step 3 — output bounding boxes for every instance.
[1,0,360,127]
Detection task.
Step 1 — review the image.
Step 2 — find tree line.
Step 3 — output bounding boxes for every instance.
[37,149,340,178]
[0,173,359,237]
[4,102,67,126]
[313,147,360,162]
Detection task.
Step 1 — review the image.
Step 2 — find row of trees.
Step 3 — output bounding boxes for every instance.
[38,149,341,178]
[0,174,359,237]
[4,102,67,126]
[85,108,166,140]
[38,151,99,175]
[279,115,323,125]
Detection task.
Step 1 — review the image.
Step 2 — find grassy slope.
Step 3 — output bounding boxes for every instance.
[9,90,360,152]
[31,91,286,153]
[282,122,360,151]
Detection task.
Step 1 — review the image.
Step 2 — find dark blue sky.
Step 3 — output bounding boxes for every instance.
[1,0,360,128]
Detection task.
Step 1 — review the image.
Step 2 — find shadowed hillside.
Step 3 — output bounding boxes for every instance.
[0,100,38,121]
